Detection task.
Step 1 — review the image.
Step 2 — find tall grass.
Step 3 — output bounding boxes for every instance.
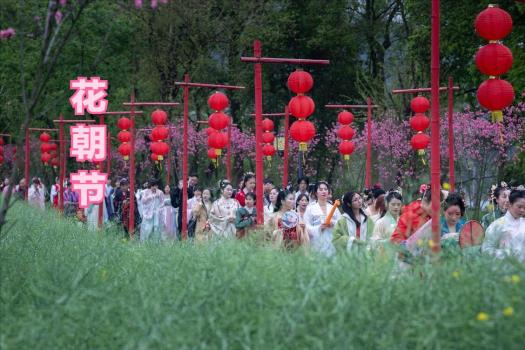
[1,202,524,349]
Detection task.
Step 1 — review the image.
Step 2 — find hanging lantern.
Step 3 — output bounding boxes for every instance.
[207,148,218,159]
[117,117,132,130]
[262,144,276,160]
[411,132,430,156]
[41,153,52,165]
[337,125,355,140]
[51,158,60,169]
[477,78,515,122]
[155,142,169,160]
[150,126,169,142]
[261,118,274,132]
[208,112,230,130]
[409,113,431,132]
[117,130,132,143]
[49,143,58,151]
[262,132,275,144]
[339,141,355,160]
[475,43,513,76]
[118,143,131,160]
[290,120,315,151]
[150,153,161,163]
[40,142,52,153]
[208,92,229,111]
[151,109,168,125]
[208,131,228,155]
[337,110,354,125]
[39,132,51,142]
[475,6,513,41]
[288,95,315,119]
[410,96,430,113]
[206,127,217,137]
[287,69,314,94]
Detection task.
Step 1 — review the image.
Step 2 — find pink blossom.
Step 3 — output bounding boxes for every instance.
[0,28,16,40]
[55,11,62,24]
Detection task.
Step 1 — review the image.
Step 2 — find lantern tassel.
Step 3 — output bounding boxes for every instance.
[491,110,503,123]
[417,149,426,165]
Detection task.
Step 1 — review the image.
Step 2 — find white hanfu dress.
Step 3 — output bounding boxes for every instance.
[304,201,341,256]
[482,211,525,263]
[139,189,165,241]
[209,197,239,239]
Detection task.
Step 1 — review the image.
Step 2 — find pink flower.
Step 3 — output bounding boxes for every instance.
[0,27,16,40]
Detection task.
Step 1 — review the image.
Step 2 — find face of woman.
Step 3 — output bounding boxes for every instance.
[245,196,254,208]
[194,190,202,199]
[508,198,525,219]
[299,181,307,191]
[164,186,170,194]
[298,196,309,209]
[202,190,211,201]
[284,194,295,210]
[317,184,328,201]
[246,178,256,191]
[388,198,402,216]
[269,189,279,203]
[497,190,510,211]
[351,194,363,210]
[222,185,233,199]
[444,205,462,226]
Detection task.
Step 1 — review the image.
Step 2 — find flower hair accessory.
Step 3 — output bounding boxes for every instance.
[419,184,429,194]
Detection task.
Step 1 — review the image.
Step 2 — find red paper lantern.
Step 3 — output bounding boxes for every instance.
[39,132,51,142]
[51,158,60,168]
[288,95,315,119]
[151,126,169,142]
[208,92,229,111]
[262,144,276,159]
[117,130,132,143]
[339,141,355,160]
[49,143,58,151]
[155,142,169,157]
[207,148,218,159]
[262,132,275,144]
[151,153,160,162]
[287,70,314,94]
[118,143,131,160]
[290,120,315,151]
[475,6,513,41]
[410,96,430,113]
[208,131,228,150]
[337,126,355,140]
[262,118,274,132]
[206,127,217,137]
[477,78,515,111]
[411,133,430,150]
[117,117,132,130]
[337,110,354,125]
[209,112,230,130]
[0,139,4,146]
[40,143,52,153]
[475,43,513,76]
[41,153,52,164]
[151,109,168,125]
[409,113,430,132]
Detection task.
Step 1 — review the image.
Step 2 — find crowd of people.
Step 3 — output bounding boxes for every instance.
[1,174,524,263]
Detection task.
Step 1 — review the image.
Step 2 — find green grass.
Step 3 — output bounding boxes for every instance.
[1,202,524,349]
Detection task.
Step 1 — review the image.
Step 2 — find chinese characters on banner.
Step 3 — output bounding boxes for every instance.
[68,76,109,209]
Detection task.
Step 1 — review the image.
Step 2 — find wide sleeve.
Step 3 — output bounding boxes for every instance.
[482,220,507,259]
[391,212,410,244]
[235,208,253,229]
[372,217,386,240]
[304,205,319,239]
[332,217,349,253]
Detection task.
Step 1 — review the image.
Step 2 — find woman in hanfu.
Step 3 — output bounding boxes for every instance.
[209,180,239,239]
[263,187,279,224]
[159,185,177,239]
[304,181,341,256]
[269,190,308,249]
[295,193,310,233]
[482,189,525,263]
[371,190,403,242]
[481,183,510,229]
[439,193,466,249]
[192,188,213,242]
[139,179,165,241]
[234,173,255,207]
[333,191,372,252]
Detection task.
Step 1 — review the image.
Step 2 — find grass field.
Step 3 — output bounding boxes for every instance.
[1,202,524,349]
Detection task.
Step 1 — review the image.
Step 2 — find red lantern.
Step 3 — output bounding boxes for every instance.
[209,112,230,130]
[287,70,314,94]
[51,158,60,168]
[117,117,132,130]
[118,143,131,160]
[288,95,315,119]
[0,139,4,146]
[475,6,513,41]
[155,142,169,158]
[41,153,52,164]
[208,132,228,153]
[475,43,513,76]
[411,133,430,150]
[206,127,217,137]
[290,120,315,151]
[410,96,430,113]
[117,130,132,143]
[40,143,52,153]
[49,143,58,151]
[39,132,51,142]
[150,153,160,162]
[208,92,229,111]
[339,141,355,160]
[262,118,274,132]
[337,126,355,140]
[151,126,169,142]
[262,144,276,160]
[337,110,354,125]
[207,148,218,159]
[262,132,275,144]
[409,113,430,132]
[477,78,515,112]
[151,109,168,125]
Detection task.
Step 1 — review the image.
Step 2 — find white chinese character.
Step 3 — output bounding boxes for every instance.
[70,170,108,208]
[70,124,107,162]
[69,76,108,115]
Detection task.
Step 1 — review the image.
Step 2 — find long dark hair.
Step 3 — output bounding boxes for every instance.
[341,191,367,228]
[509,189,525,205]
[274,190,293,212]
[296,193,309,209]
[444,192,465,216]
[384,191,403,218]
[240,173,255,191]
